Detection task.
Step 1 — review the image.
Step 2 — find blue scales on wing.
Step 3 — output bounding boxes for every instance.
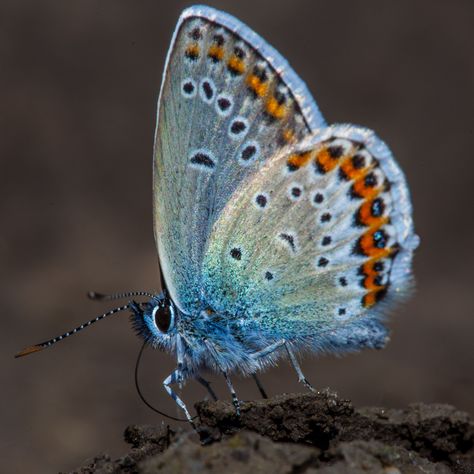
[202,125,419,351]
[153,6,325,314]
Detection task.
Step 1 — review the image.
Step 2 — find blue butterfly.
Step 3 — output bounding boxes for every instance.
[16,5,419,426]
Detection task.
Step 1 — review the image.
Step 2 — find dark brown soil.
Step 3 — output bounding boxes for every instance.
[69,390,473,474]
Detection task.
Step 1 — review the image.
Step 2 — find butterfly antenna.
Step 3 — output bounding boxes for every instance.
[14,304,130,358]
[134,341,196,422]
[88,291,154,301]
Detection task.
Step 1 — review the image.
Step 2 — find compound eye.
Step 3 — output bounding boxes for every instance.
[151,304,174,333]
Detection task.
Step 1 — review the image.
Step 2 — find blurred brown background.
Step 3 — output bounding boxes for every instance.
[1,0,473,472]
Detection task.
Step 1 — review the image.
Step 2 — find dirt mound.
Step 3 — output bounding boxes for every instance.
[69,390,474,473]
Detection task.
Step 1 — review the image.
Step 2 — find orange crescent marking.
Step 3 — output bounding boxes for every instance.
[208,45,224,61]
[340,157,368,181]
[358,200,388,227]
[287,151,313,168]
[361,258,385,278]
[185,43,200,58]
[340,152,383,187]
[227,56,246,74]
[246,74,269,97]
[362,291,378,307]
[363,275,385,291]
[315,148,342,173]
[352,178,380,199]
[265,96,286,119]
[359,231,391,258]
[282,129,295,143]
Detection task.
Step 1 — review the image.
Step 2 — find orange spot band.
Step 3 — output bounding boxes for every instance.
[359,231,391,258]
[315,148,344,173]
[246,74,269,97]
[340,158,368,181]
[352,179,380,199]
[208,45,224,61]
[282,129,295,143]
[185,43,200,59]
[265,96,286,119]
[287,151,313,168]
[227,56,245,74]
[358,200,388,227]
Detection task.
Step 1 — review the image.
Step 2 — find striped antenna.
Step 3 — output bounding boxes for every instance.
[14,304,130,358]
[88,291,155,301]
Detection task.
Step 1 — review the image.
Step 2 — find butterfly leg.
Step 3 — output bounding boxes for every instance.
[285,343,316,393]
[252,373,268,399]
[249,340,289,397]
[163,369,196,428]
[195,375,218,401]
[222,371,240,416]
[250,339,286,360]
[204,339,241,415]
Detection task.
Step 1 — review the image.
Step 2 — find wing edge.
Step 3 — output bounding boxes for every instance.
[154,4,326,138]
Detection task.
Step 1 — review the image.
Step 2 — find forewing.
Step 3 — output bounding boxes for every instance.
[154,6,325,313]
[202,125,419,340]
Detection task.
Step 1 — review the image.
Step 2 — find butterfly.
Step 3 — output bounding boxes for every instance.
[16,5,419,426]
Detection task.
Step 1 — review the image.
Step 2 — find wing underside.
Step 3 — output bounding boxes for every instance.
[153,6,324,313]
[202,125,418,342]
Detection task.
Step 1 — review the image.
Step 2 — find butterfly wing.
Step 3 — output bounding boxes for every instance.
[202,125,419,349]
[154,6,325,314]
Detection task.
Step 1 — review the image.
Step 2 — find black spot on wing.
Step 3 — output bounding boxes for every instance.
[189,27,202,40]
[230,248,242,260]
[230,120,247,135]
[182,81,194,95]
[264,271,274,281]
[255,194,267,207]
[373,261,385,272]
[328,145,344,158]
[213,34,224,46]
[279,233,296,252]
[373,229,388,248]
[190,152,215,169]
[233,46,246,59]
[320,213,332,223]
[352,154,366,169]
[317,257,329,267]
[364,172,378,188]
[202,81,214,100]
[371,198,385,217]
[339,277,348,287]
[291,186,302,198]
[322,236,332,246]
[241,145,256,161]
[313,193,324,204]
[217,97,231,111]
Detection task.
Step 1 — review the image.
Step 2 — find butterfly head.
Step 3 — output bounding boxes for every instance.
[130,292,178,347]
